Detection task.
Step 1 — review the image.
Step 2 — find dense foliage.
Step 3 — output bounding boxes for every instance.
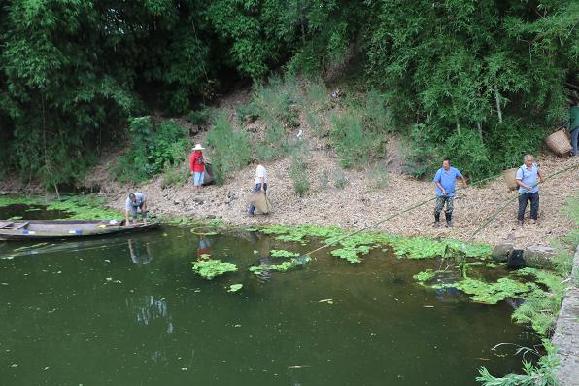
[1,0,577,187]
[113,117,189,183]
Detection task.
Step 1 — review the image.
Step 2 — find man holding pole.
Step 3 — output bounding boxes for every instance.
[432,158,467,228]
[516,154,543,226]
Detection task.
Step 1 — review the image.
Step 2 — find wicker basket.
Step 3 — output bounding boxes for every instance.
[502,168,519,191]
[545,129,571,156]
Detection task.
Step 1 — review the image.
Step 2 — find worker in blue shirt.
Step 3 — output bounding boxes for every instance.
[515,154,543,226]
[433,158,467,227]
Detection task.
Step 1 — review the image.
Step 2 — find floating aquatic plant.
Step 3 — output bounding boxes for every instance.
[227,284,243,293]
[413,269,437,283]
[192,259,238,280]
[510,267,566,336]
[330,246,371,263]
[258,224,492,262]
[515,267,565,295]
[249,256,311,275]
[456,277,533,304]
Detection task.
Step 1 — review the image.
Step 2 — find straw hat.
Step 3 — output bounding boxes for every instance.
[192,144,205,151]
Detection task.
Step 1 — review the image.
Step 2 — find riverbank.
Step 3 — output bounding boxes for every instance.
[100,154,578,250]
[2,153,577,249]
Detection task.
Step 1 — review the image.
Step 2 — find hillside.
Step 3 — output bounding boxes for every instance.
[91,84,579,249]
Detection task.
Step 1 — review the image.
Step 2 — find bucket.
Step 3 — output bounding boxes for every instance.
[545,129,572,156]
[502,168,519,191]
[507,249,525,269]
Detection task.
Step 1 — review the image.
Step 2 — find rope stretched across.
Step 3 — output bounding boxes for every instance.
[302,169,512,258]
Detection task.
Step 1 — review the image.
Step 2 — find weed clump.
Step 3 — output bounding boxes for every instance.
[206,115,251,184]
[114,117,189,183]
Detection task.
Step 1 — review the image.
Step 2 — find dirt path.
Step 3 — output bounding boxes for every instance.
[105,148,578,248]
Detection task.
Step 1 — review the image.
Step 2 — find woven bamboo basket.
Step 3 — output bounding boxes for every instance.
[502,168,519,191]
[545,129,571,156]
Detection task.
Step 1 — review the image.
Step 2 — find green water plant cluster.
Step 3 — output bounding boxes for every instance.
[0,195,121,220]
[249,256,311,276]
[260,224,342,243]
[510,267,566,336]
[413,269,437,283]
[46,196,121,220]
[456,277,533,305]
[258,224,491,263]
[192,259,238,280]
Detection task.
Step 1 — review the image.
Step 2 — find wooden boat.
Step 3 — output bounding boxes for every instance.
[0,220,159,241]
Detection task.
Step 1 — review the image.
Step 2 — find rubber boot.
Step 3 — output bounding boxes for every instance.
[433,213,440,228]
[445,213,453,227]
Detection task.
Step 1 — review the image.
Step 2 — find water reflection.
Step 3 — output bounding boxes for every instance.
[249,231,272,282]
[128,238,153,264]
[196,236,212,258]
[125,295,175,364]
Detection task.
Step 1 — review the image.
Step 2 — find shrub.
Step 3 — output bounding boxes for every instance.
[443,129,493,183]
[114,117,189,183]
[187,106,214,125]
[401,123,444,178]
[363,89,394,134]
[289,153,310,197]
[487,118,545,170]
[161,163,189,189]
[368,161,389,190]
[253,75,300,128]
[206,115,251,184]
[333,168,348,189]
[330,111,384,168]
[236,102,260,123]
[303,79,330,111]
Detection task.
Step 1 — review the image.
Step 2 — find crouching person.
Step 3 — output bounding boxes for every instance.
[125,192,148,225]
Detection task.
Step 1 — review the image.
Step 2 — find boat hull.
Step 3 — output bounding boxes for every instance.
[0,220,159,241]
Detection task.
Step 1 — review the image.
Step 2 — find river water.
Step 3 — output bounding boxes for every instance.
[0,224,537,385]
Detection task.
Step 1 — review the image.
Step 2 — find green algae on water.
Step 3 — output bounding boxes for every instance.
[192,259,238,280]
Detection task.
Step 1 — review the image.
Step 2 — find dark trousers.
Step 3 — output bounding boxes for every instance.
[248,183,267,215]
[518,192,539,222]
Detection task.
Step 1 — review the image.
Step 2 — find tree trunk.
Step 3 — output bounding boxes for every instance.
[494,86,503,124]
